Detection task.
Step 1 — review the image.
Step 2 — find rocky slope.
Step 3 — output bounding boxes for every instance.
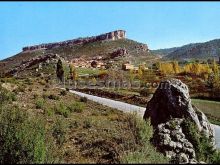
[143,78,216,163]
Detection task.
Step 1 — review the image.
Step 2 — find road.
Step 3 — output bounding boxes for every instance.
[69,90,220,148]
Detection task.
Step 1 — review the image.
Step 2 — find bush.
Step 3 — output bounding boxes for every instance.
[44,107,54,117]
[52,119,68,146]
[121,113,168,163]
[33,93,39,99]
[80,96,88,102]
[122,145,168,164]
[13,85,25,93]
[68,102,84,113]
[0,106,51,163]
[181,118,216,163]
[54,102,70,118]
[24,78,33,85]
[0,87,17,105]
[35,98,45,109]
[9,92,17,101]
[210,150,220,163]
[83,119,92,129]
[39,79,47,85]
[48,94,60,100]
[60,90,67,96]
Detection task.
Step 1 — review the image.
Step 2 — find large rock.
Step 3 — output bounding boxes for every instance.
[143,79,216,162]
[144,79,205,131]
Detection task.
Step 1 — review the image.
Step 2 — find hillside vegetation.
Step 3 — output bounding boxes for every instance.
[0,77,168,164]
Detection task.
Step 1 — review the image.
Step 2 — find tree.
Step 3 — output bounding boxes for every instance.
[69,64,78,81]
[56,59,64,82]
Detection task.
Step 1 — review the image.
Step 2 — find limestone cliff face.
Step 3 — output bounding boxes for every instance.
[22,30,126,51]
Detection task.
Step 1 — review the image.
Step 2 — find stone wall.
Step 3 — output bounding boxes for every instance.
[22,30,126,51]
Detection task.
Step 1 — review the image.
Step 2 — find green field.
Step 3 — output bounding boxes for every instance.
[192,99,220,125]
[76,67,100,75]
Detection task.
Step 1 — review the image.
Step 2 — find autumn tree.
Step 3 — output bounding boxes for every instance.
[157,61,180,75]
[69,64,78,81]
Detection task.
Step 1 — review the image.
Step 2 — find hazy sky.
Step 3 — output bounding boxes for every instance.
[1,2,220,60]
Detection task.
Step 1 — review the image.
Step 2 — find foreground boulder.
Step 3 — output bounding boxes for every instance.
[143,79,216,163]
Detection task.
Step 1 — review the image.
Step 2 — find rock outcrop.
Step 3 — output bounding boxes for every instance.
[22,30,126,52]
[109,48,128,59]
[143,78,216,163]
[7,53,60,76]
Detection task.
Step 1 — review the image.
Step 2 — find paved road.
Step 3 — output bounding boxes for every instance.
[69,90,220,148]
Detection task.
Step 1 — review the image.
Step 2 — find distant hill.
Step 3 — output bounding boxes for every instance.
[151,47,179,57]
[152,39,220,61]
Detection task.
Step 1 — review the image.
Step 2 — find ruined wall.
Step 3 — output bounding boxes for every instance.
[22,30,126,52]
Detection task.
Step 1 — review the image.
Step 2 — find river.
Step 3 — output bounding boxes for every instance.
[69,90,220,148]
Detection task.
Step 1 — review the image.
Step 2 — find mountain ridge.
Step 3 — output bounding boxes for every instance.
[152,38,220,61]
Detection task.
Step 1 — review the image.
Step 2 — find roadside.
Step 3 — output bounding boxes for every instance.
[69,89,220,149]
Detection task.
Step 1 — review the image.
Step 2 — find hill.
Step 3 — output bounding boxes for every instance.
[152,39,220,61]
[0,30,158,76]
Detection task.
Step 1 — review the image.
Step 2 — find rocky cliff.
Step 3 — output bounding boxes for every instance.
[22,30,126,52]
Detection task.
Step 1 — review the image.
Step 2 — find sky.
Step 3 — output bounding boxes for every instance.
[1,2,220,60]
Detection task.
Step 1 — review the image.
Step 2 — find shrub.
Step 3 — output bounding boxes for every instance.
[122,145,168,164]
[80,96,88,102]
[35,98,45,109]
[9,92,17,101]
[0,87,17,105]
[52,119,68,146]
[24,78,33,85]
[181,118,216,163]
[68,102,84,113]
[44,107,54,117]
[13,85,25,93]
[83,119,92,129]
[48,94,60,100]
[33,93,39,99]
[0,86,10,105]
[39,79,47,85]
[69,120,80,129]
[121,113,168,163]
[60,90,67,96]
[54,102,70,118]
[0,106,51,163]
[210,150,220,163]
